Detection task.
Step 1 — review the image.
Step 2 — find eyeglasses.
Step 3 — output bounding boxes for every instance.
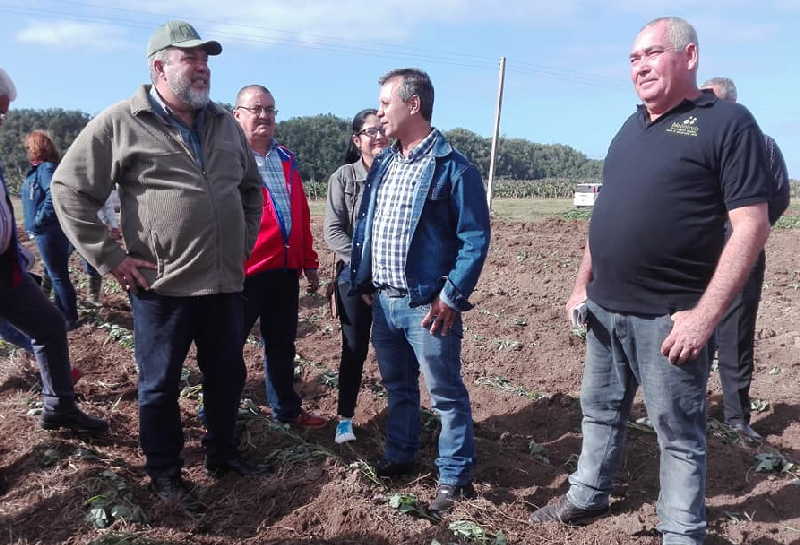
[358,127,386,138]
[236,105,278,116]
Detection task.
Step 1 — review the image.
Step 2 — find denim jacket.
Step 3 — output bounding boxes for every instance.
[349,131,490,311]
[21,162,60,235]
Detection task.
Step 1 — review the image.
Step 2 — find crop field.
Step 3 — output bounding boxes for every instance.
[0,202,798,545]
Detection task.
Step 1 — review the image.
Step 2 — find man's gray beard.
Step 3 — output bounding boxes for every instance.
[167,71,209,110]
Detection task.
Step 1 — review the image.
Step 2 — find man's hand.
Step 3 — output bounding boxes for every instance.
[109,227,122,241]
[421,297,458,336]
[565,287,587,324]
[304,268,320,293]
[660,309,715,365]
[361,293,374,306]
[111,257,156,291]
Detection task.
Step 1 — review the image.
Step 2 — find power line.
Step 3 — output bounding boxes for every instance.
[1,0,629,89]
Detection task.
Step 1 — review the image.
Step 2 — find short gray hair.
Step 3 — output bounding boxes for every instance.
[234,85,272,108]
[378,68,434,122]
[148,48,174,84]
[0,67,17,101]
[701,77,737,102]
[642,17,699,51]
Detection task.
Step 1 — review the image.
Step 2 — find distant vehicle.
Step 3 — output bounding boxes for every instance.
[573,182,602,207]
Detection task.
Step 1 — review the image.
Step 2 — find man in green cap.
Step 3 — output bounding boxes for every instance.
[51,21,264,505]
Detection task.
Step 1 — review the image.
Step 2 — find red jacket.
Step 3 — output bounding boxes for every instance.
[245,144,319,276]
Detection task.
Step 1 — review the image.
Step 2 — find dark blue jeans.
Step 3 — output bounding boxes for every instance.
[129,290,246,478]
[372,292,474,486]
[568,299,709,545]
[35,228,78,325]
[0,272,75,412]
[243,269,302,422]
[335,265,372,418]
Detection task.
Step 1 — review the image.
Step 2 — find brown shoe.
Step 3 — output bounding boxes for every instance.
[529,495,609,526]
[287,411,327,429]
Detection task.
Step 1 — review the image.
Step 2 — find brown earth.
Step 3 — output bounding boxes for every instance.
[1,214,799,545]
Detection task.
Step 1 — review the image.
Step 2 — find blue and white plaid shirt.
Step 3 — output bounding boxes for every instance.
[253,140,292,239]
[371,128,439,289]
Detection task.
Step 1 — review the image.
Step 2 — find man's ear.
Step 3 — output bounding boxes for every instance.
[153,59,166,80]
[685,43,699,72]
[408,95,421,115]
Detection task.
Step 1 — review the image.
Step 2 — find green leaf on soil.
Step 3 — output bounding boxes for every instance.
[750,399,769,413]
[388,493,440,521]
[448,520,507,544]
[708,418,741,444]
[755,452,786,473]
[349,460,387,489]
[768,367,781,376]
[264,444,331,466]
[318,369,339,388]
[87,506,112,528]
[475,375,543,400]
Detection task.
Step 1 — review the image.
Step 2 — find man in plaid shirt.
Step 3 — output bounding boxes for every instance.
[350,68,491,513]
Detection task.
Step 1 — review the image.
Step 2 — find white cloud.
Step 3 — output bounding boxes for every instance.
[100,0,584,46]
[16,21,130,49]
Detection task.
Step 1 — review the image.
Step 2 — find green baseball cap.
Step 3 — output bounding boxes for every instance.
[147,20,222,57]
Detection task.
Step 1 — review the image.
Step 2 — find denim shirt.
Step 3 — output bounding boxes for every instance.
[21,162,60,235]
[349,132,491,311]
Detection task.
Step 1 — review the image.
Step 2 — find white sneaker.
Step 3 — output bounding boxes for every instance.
[335,419,356,443]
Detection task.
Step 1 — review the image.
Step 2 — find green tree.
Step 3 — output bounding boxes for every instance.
[0,108,90,192]
[275,114,351,183]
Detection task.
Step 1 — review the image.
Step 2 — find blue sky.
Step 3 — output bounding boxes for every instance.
[1,0,798,178]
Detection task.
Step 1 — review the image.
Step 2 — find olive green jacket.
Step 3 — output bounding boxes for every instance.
[52,85,263,296]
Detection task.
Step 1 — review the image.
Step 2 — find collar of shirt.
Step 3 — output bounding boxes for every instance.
[636,89,716,125]
[390,128,440,164]
[253,139,279,160]
[147,86,207,133]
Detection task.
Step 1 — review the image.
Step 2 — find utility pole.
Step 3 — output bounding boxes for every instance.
[487,56,506,211]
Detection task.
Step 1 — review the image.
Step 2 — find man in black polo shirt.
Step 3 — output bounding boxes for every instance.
[529,17,772,545]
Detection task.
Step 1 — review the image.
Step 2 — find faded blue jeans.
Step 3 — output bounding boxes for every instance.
[372,292,475,486]
[568,299,709,545]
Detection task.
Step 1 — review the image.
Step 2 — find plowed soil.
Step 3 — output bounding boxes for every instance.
[1,213,798,545]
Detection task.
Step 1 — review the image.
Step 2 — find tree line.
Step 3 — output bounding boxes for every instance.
[0,108,605,193]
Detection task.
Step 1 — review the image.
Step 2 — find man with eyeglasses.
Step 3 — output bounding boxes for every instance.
[51,22,264,505]
[529,18,772,545]
[232,85,325,430]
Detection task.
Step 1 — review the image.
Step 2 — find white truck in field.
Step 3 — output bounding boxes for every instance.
[573,182,602,207]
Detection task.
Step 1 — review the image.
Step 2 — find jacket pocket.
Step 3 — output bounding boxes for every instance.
[428,174,452,201]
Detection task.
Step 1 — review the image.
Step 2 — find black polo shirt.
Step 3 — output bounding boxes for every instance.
[587,90,771,315]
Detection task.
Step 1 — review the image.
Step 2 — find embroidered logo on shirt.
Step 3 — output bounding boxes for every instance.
[666,115,699,137]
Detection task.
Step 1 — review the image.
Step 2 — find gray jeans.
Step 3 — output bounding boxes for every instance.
[568,299,709,545]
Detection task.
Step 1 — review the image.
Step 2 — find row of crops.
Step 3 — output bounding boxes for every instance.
[305,179,800,201]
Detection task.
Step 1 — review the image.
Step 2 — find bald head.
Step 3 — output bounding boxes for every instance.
[701,77,737,103]
[0,68,16,101]
[0,68,15,128]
